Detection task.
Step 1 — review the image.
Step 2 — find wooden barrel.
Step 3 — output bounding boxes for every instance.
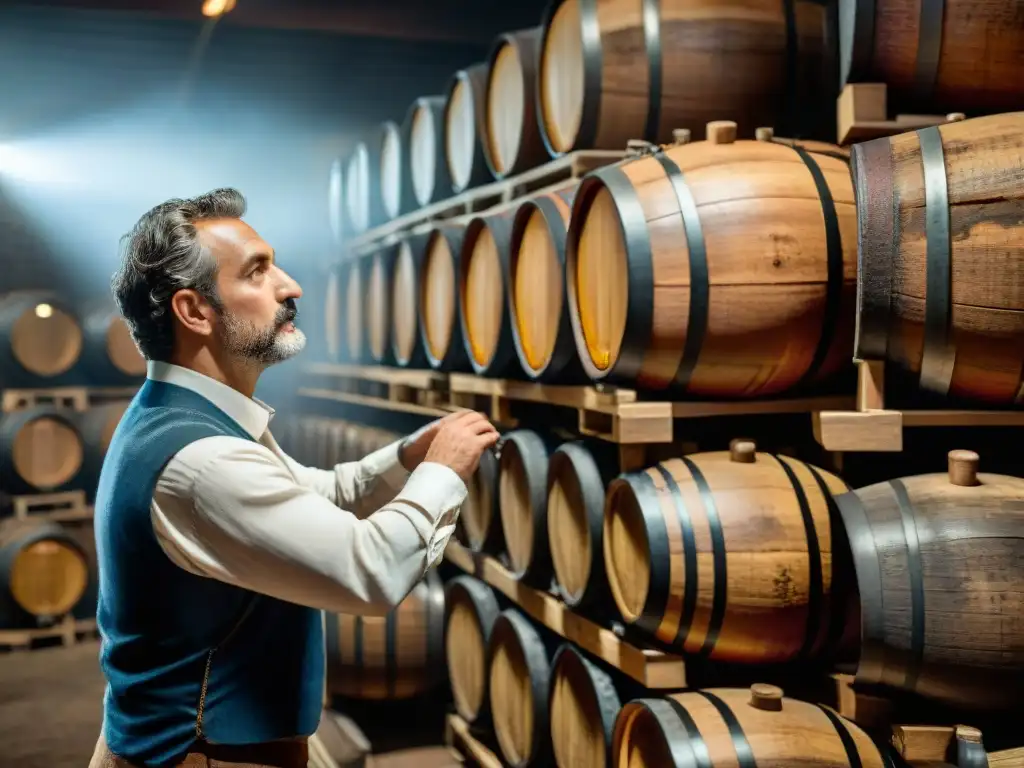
[390,233,431,368]
[508,180,583,382]
[0,517,90,626]
[549,643,624,768]
[850,112,1024,406]
[0,406,84,496]
[444,63,493,194]
[328,156,345,246]
[499,430,557,588]
[612,685,886,768]
[839,0,1024,115]
[0,292,83,386]
[547,440,618,609]
[325,569,446,700]
[834,449,1024,711]
[405,96,453,210]
[344,140,373,235]
[323,263,343,363]
[81,305,145,383]
[462,447,502,553]
[344,256,368,365]
[566,122,857,395]
[603,440,858,664]
[379,120,404,221]
[445,575,501,724]
[537,0,835,156]
[419,224,470,372]
[366,245,397,365]
[459,212,520,377]
[484,27,548,180]
[78,401,130,499]
[488,609,556,768]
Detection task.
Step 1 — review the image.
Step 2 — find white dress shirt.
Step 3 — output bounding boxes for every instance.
[146,362,466,616]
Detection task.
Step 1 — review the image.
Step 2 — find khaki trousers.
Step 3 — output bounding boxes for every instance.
[87,732,308,768]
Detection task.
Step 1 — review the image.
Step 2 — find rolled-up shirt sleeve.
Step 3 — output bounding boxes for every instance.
[150,434,465,616]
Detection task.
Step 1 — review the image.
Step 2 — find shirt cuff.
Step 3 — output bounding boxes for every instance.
[360,438,412,491]
[392,461,466,563]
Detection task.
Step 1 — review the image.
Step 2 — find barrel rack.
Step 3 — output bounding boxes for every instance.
[0,615,98,652]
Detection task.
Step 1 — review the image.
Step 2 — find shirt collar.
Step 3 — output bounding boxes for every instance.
[146,361,273,440]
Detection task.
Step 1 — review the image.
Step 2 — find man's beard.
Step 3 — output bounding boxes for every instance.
[218,301,306,366]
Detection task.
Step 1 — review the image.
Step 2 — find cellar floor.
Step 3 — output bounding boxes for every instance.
[0,639,458,768]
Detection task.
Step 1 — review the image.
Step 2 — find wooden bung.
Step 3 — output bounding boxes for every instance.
[612,687,887,767]
[565,122,857,396]
[507,180,583,382]
[833,451,1024,710]
[602,448,858,664]
[445,576,501,724]
[850,111,1024,406]
[324,569,446,700]
[537,0,836,155]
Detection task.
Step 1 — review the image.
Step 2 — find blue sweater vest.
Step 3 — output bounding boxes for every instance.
[93,379,323,766]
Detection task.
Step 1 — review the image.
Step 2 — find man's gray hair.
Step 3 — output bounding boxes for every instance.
[111,187,246,361]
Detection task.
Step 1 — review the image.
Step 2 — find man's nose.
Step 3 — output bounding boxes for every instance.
[276,268,302,300]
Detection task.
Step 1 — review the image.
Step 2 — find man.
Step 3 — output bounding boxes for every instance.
[89,187,499,768]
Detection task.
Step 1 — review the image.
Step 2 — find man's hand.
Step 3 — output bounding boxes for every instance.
[407,410,499,482]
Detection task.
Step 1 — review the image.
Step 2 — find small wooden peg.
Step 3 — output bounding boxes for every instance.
[672,128,691,145]
[755,127,775,142]
[948,450,979,487]
[749,684,784,711]
[729,438,757,464]
[955,725,983,744]
[946,112,966,122]
[706,120,737,145]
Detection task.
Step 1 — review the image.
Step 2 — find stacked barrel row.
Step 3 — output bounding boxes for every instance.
[446,425,1024,756]
[329,111,1024,407]
[330,0,1024,243]
[274,417,451,704]
[0,291,145,636]
[444,574,982,768]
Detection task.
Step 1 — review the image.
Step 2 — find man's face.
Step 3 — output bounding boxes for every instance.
[196,218,306,366]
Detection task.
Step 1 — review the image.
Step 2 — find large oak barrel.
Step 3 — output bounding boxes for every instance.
[459,212,520,378]
[78,401,130,499]
[365,244,397,365]
[328,156,345,246]
[484,28,548,179]
[81,305,145,383]
[488,609,557,768]
[566,122,857,396]
[549,643,627,768]
[389,233,431,369]
[444,63,494,195]
[838,0,1024,115]
[537,0,836,156]
[344,256,368,365]
[323,263,343,363]
[420,224,470,372]
[508,180,584,382]
[0,406,84,496]
[0,292,83,387]
[379,120,404,221]
[499,430,558,588]
[612,685,886,768]
[603,440,857,664]
[325,569,446,700]
[405,96,453,210]
[850,112,1024,406]
[344,139,375,235]
[547,440,618,609]
[834,450,1024,711]
[0,517,90,627]
[445,576,501,724]
[462,447,502,553]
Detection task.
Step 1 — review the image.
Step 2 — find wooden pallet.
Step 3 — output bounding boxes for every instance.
[990,747,1024,767]
[813,360,1024,452]
[1,385,138,413]
[444,714,502,768]
[837,83,965,145]
[0,615,98,652]
[8,489,92,522]
[345,150,625,258]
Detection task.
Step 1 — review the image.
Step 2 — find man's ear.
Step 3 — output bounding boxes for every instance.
[170,289,216,337]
